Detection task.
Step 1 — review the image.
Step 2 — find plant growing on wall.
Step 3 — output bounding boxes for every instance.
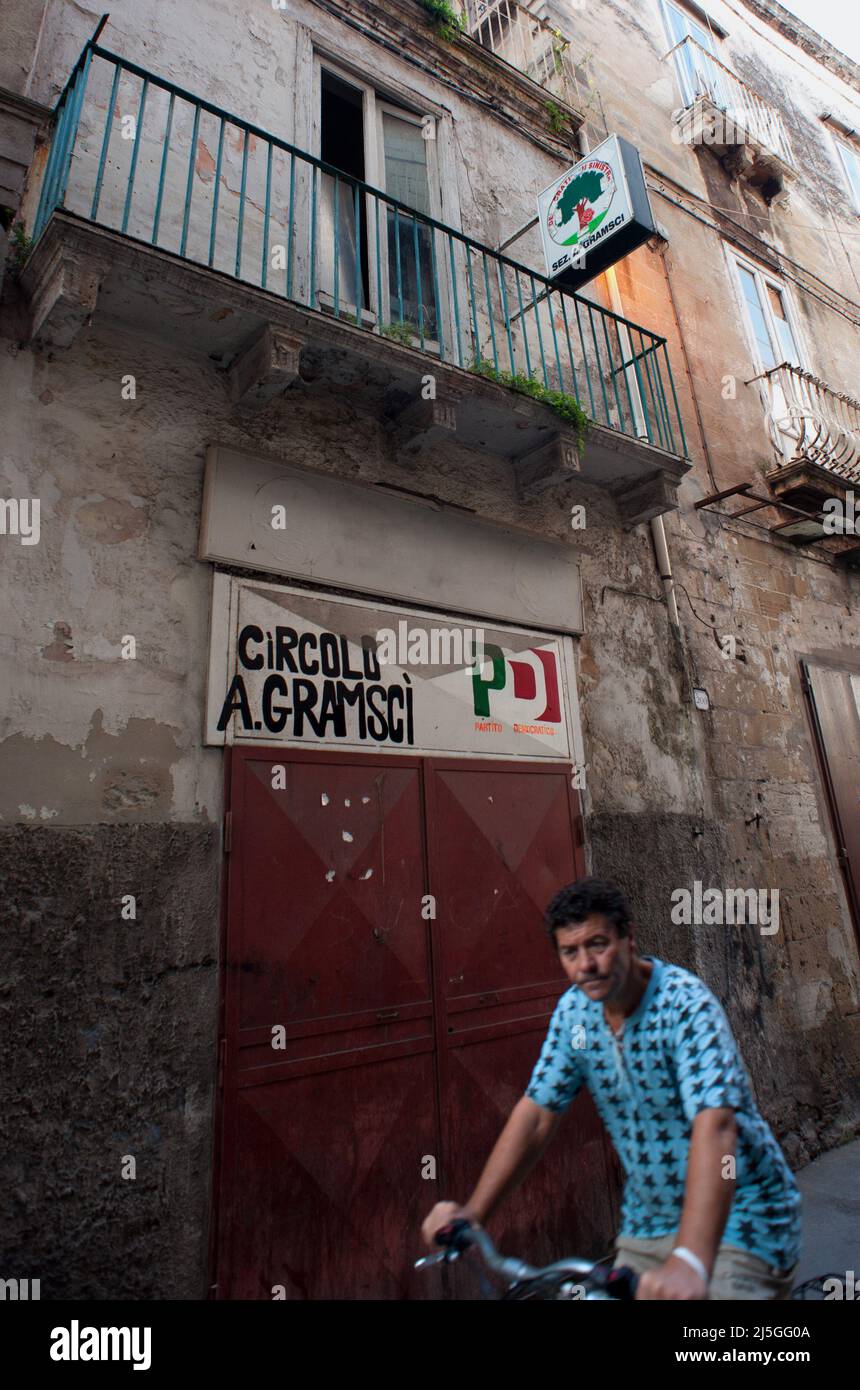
[419,0,466,43]
[545,100,568,136]
[6,219,33,271]
[551,30,570,77]
[470,357,589,452]
[381,319,416,345]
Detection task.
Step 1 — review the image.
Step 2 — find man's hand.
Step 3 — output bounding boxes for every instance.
[636,1254,707,1300]
[421,1201,475,1249]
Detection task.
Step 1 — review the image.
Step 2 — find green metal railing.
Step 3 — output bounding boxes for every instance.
[31,39,687,457]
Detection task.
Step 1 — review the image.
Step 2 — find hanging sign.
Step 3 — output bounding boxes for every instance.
[537,134,658,290]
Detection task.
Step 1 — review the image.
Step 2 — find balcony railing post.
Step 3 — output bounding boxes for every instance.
[152,89,176,244]
[34,47,94,242]
[429,227,444,360]
[207,118,225,268]
[55,46,94,213]
[180,104,200,259]
[121,74,148,235]
[262,141,273,290]
[447,234,464,367]
[413,215,425,349]
[90,59,121,223]
[32,101,67,242]
[661,342,686,456]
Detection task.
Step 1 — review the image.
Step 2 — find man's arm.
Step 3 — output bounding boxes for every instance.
[636,1106,738,1300]
[421,1096,561,1247]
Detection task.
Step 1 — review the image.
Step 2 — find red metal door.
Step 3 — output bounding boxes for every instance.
[215,748,438,1299]
[213,749,617,1299]
[424,759,619,1294]
[802,660,860,955]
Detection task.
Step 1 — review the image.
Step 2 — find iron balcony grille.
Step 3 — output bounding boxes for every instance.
[456,0,586,110]
[664,35,793,170]
[29,40,687,458]
[750,361,860,483]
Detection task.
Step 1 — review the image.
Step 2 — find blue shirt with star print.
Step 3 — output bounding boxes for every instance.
[524,956,802,1269]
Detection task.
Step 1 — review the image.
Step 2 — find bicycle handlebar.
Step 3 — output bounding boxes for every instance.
[415,1219,639,1301]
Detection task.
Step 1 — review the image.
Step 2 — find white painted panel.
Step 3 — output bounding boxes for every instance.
[199,445,583,633]
[205,576,583,765]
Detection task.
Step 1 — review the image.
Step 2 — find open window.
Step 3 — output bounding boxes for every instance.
[314,58,445,346]
[661,0,728,112]
[733,257,802,374]
[732,251,817,473]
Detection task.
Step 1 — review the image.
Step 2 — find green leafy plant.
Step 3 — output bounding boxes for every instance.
[419,0,466,43]
[545,100,568,136]
[381,319,416,346]
[551,30,570,77]
[7,219,33,271]
[470,357,589,451]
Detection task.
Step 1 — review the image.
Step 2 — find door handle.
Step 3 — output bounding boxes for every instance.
[376,1009,400,1022]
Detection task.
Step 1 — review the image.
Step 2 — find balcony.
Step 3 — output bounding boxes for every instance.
[18,40,689,527]
[666,37,793,203]
[453,0,586,111]
[750,362,860,512]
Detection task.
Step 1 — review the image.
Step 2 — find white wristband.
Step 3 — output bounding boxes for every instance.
[672,1246,709,1285]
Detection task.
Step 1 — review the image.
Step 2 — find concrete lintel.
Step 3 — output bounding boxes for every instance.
[614,472,679,529]
[22,234,113,349]
[514,433,580,501]
[228,324,302,406]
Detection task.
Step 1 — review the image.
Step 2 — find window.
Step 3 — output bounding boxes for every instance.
[731,254,805,460]
[834,136,860,213]
[661,0,728,111]
[315,60,444,340]
[733,258,801,372]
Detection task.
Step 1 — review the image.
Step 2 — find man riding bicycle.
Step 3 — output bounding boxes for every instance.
[422,878,802,1300]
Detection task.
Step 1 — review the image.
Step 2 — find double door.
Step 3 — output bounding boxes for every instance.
[212,747,618,1299]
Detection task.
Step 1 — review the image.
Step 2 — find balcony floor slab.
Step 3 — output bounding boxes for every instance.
[20,212,690,524]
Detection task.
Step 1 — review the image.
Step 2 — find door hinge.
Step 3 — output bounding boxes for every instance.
[223,810,232,854]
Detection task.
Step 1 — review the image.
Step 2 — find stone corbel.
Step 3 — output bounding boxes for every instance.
[393,392,460,461]
[228,325,302,406]
[513,432,580,501]
[23,238,113,349]
[722,143,756,180]
[614,472,677,529]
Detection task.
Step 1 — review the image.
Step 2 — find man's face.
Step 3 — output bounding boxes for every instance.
[554,913,633,1004]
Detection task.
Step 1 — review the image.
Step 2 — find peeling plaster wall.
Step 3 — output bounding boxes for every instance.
[2,0,860,1298]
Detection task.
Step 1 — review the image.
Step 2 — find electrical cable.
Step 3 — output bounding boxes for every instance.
[645,171,860,327]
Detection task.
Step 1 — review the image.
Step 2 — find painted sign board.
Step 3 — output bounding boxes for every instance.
[205,574,584,765]
[537,134,657,290]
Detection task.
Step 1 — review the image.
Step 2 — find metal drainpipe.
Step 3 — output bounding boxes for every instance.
[603,265,683,638]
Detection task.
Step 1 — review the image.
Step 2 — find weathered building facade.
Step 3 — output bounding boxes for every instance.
[2,0,859,1299]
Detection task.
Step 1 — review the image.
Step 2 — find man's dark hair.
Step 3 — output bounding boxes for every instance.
[544,877,632,939]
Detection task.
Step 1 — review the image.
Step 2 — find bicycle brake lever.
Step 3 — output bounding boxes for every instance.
[415,1217,474,1271]
[604,1264,639,1301]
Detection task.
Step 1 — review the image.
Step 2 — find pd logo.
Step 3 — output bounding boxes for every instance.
[472,645,561,722]
[548,158,617,247]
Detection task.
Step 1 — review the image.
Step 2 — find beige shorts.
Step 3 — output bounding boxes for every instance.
[614,1232,798,1300]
